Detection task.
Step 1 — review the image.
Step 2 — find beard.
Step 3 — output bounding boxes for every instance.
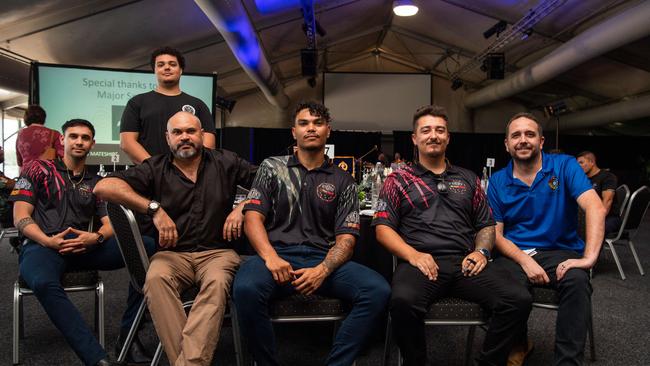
[512,144,541,163]
[172,141,200,159]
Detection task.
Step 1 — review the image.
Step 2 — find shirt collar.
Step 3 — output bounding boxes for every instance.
[55,158,91,180]
[505,152,551,185]
[287,154,334,174]
[413,159,455,177]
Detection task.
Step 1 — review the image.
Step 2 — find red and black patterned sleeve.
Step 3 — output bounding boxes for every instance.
[9,160,63,205]
[471,175,495,231]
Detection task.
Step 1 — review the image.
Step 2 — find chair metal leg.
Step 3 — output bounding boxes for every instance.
[151,342,164,366]
[230,300,244,366]
[382,316,392,366]
[97,280,105,347]
[13,282,20,365]
[606,240,626,280]
[464,325,477,366]
[628,240,645,275]
[119,299,147,363]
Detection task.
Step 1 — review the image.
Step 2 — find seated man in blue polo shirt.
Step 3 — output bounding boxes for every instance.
[233,101,390,366]
[487,112,606,366]
[374,105,531,366]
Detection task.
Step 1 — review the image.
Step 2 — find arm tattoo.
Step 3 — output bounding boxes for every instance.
[17,217,36,233]
[475,226,495,250]
[322,236,355,274]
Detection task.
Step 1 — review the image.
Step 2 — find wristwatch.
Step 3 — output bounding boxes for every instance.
[95,232,105,244]
[476,248,491,260]
[147,200,161,216]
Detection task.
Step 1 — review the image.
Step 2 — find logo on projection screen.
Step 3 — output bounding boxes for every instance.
[112,105,126,141]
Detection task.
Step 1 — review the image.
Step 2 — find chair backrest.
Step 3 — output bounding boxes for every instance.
[106,202,150,294]
[614,184,630,217]
[620,186,650,235]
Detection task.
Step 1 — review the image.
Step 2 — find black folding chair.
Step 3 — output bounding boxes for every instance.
[106,202,243,366]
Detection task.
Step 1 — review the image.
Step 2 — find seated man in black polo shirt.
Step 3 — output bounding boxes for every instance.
[94,111,257,366]
[373,105,531,366]
[576,151,621,234]
[233,101,391,366]
[11,119,154,366]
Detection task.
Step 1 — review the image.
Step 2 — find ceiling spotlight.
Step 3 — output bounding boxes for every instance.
[483,20,508,39]
[393,0,419,17]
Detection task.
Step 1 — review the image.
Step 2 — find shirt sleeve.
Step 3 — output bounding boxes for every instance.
[196,100,216,134]
[109,160,155,197]
[234,154,258,189]
[471,175,495,230]
[120,97,141,133]
[565,158,593,200]
[486,175,503,222]
[334,178,360,237]
[95,197,108,219]
[371,173,402,230]
[8,161,44,205]
[602,172,617,191]
[242,159,275,217]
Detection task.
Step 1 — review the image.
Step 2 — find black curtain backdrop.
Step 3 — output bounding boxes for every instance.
[392,131,650,189]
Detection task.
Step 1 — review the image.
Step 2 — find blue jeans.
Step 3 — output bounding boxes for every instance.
[19,236,156,366]
[233,244,391,366]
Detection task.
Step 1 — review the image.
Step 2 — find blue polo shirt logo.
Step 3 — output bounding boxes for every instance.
[548,176,559,191]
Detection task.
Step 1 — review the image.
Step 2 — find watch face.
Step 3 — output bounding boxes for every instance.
[149,201,160,210]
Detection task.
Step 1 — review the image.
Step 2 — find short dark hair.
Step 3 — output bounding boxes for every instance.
[506,112,543,137]
[291,101,332,124]
[24,105,46,126]
[577,150,596,162]
[412,105,449,131]
[62,119,95,138]
[150,46,185,70]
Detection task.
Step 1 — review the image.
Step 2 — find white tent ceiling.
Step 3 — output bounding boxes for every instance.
[1,0,649,134]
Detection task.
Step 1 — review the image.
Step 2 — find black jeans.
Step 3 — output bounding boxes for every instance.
[495,250,592,366]
[390,255,532,366]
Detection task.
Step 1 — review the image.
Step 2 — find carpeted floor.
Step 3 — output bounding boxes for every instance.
[1,217,648,366]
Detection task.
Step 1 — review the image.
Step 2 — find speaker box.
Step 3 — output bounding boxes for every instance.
[485,53,505,79]
[301,48,318,77]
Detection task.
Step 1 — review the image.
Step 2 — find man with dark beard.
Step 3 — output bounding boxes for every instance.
[487,112,605,366]
[95,111,257,366]
[374,105,531,366]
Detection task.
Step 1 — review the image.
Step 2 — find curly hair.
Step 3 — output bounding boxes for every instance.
[291,101,332,124]
[24,105,46,126]
[150,46,185,70]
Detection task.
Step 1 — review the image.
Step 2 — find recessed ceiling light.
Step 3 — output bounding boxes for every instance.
[393,0,419,17]
[612,122,624,127]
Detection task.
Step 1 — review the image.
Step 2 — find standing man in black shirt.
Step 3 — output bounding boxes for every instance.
[11,119,155,366]
[576,151,621,234]
[120,46,216,164]
[233,101,390,366]
[373,105,531,366]
[95,111,256,365]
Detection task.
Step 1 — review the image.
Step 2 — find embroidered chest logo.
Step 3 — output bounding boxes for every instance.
[447,179,468,194]
[316,182,336,203]
[548,176,560,191]
[78,184,93,197]
[181,105,196,115]
[246,188,262,205]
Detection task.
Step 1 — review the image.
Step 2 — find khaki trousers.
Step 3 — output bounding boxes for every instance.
[143,248,240,366]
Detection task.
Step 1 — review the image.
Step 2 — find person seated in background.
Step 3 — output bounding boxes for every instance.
[11,119,155,366]
[487,113,605,366]
[95,111,257,366]
[577,151,621,234]
[374,105,531,366]
[233,101,390,366]
[16,104,64,172]
[390,152,406,170]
